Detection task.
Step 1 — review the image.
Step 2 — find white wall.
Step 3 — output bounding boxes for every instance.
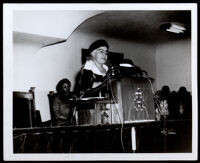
[156,39,191,92]
[13,31,93,121]
[13,10,103,39]
[107,39,156,79]
[13,40,42,91]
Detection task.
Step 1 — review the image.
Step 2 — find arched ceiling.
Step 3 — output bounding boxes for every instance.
[76,10,191,43]
[13,10,191,47]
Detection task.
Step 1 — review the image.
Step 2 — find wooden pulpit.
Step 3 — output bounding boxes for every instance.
[77,77,156,125]
[110,77,155,124]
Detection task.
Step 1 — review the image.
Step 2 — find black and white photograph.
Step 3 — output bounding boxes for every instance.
[3,3,198,161]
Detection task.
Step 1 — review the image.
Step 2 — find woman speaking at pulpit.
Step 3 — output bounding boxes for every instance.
[75,39,110,125]
[77,39,109,97]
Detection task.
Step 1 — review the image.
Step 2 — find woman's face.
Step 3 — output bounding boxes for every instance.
[62,83,70,95]
[91,46,108,64]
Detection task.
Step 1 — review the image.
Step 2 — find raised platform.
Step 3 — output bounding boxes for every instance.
[13,119,192,153]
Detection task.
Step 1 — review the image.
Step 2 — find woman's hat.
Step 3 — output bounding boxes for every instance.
[88,39,109,53]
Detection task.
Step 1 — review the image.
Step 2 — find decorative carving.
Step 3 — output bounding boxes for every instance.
[133,88,146,112]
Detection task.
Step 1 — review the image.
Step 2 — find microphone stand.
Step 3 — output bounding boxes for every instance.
[106,71,110,99]
[105,65,114,99]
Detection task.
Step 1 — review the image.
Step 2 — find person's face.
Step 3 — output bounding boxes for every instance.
[62,83,70,94]
[91,46,108,64]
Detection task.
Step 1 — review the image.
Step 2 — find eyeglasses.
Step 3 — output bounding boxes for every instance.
[96,49,108,55]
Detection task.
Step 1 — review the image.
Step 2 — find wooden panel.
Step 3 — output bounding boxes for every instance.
[95,104,111,124]
[13,97,33,128]
[110,77,155,122]
[110,81,124,124]
[13,91,35,128]
[119,77,155,121]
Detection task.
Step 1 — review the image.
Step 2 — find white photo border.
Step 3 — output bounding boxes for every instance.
[3,3,198,161]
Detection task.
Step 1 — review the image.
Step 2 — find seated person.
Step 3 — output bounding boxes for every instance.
[52,78,75,126]
[177,87,192,119]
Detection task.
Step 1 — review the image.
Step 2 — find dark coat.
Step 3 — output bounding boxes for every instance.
[75,69,107,97]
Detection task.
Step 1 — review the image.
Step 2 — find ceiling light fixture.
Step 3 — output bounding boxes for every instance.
[160,22,186,34]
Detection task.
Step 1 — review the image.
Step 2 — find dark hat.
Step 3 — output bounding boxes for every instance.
[88,39,109,53]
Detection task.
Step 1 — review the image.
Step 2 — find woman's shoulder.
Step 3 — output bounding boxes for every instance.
[84,60,93,68]
[82,68,105,79]
[82,67,94,76]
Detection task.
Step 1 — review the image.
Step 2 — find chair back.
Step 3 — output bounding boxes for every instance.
[47,91,57,125]
[13,87,41,128]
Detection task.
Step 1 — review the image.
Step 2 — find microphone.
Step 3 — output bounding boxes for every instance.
[107,64,120,77]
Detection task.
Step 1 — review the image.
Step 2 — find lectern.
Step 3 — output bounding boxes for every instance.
[110,77,155,124]
[77,77,155,125]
